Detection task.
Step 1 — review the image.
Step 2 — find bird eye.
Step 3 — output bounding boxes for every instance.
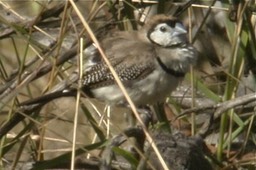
[160,26,166,32]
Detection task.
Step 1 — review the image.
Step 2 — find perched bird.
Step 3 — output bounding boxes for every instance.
[21,14,197,107]
[0,14,197,139]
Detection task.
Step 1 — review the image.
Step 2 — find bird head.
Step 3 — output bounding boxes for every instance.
[146,15,188,47]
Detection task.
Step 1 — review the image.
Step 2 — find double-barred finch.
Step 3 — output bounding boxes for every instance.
[21,14,197,107]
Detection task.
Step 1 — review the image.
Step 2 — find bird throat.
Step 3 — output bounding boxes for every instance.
[156,56,185,77]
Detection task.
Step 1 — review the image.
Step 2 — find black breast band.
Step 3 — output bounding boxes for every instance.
[156,56,185,77]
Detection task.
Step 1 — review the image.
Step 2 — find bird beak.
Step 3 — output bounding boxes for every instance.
[173,23,187,36]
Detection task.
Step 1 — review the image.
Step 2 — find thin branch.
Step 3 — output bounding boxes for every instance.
[177,93,256,119]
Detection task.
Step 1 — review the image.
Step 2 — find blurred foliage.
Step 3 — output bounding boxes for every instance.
[0,0,255,169]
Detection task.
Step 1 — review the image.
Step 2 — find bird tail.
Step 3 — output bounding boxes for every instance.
[19,88,78,106]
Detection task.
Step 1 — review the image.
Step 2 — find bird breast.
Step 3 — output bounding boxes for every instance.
[155,44,198,74]
[90,67,182,106]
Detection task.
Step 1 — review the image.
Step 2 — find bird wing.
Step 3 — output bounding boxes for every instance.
[83,32,157,89]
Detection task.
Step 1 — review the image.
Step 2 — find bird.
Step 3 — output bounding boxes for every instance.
[20,14,198,107]
[0,14,198,139]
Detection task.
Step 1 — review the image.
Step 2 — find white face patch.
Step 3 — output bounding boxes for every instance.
[149,22,187,47]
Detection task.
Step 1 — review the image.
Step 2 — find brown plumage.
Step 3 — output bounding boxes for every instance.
[21,14,197,106]
[0,14,198,140]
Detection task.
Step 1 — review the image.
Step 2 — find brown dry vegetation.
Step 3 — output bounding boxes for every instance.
[0,1,256,170]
